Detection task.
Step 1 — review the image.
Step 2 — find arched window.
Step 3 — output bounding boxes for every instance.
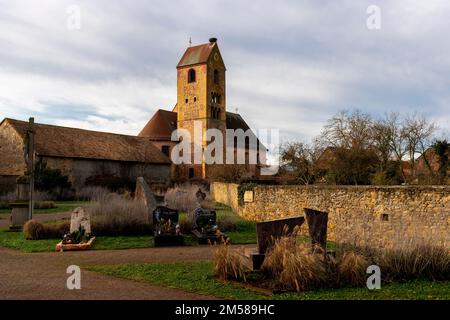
[188,69,196,83]
[214,69,219,84]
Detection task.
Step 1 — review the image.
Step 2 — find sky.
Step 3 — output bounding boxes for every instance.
[0,0,449,143]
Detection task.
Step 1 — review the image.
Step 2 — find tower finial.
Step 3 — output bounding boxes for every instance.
[189,37,192,47]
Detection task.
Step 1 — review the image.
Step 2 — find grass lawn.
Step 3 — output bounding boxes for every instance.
[88,260,450,300]
[0,204,257,253]
[0,229,223,253]
[0,201,89,214]
[0,229,153,253]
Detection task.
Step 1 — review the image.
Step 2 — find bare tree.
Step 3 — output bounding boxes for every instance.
[375,113,408,183]
[320,109,373,150]
[280,141,320,185]
[402,113,437,178]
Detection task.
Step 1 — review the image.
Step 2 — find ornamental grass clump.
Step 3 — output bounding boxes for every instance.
[335,250,370,286]
[261,237,327,292]
[213,242,250,281]
[378,244,450,282]
[23,220,69,240]
[88,192,152,236]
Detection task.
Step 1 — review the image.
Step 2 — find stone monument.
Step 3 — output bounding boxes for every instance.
[135,177,157,223]
[9,176,31,231]
[69,207,91,235]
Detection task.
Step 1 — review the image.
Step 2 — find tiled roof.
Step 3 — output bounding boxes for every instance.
[138,110,256,141]
[2,118,171,164]
[138,109,178,140]
[176,42,215,68]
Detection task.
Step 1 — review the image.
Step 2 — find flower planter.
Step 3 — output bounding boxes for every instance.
[55,237,96,252]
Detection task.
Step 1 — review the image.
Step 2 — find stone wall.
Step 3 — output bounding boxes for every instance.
[211,182,450,249]
[211,182,240,212]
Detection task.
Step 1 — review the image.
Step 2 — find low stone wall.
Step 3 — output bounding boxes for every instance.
[211,182,240,212]
[211,182,450,249]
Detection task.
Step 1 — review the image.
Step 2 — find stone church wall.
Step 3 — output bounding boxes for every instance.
[211,182,450,249]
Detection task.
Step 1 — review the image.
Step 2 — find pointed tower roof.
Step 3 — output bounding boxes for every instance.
[176,38,218,68]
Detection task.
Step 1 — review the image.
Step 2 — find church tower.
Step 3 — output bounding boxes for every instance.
[176,38,226,179]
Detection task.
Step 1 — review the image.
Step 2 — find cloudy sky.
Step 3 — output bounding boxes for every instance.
[0,0,449,142]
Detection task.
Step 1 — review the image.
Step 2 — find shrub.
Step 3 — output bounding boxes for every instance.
[378,245,450,282]
[34,158,72,197]
[262,237,327,292]
[335,250,369,286]
[213,242,250,281]
[23,220,44,240]
[88,193,152,236]
[217,216,237,232]
[23,220,69,240]
[34,201,56,210]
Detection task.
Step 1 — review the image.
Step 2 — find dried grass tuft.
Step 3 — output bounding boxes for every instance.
[213,242,250,281]
[87,192,152,236]
[262,237,327,292]
[23,220,69,240]
[165,184,212,212]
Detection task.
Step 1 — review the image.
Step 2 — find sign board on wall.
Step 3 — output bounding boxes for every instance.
[244,190,254,203]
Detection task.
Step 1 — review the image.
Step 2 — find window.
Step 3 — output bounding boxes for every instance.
[185,98,188,103]
[188,69,196,83]
[161,145,170,157]
[189,168,195,179]
[214,69,219,84]
[194,97,197,102]
[211,92,221,104]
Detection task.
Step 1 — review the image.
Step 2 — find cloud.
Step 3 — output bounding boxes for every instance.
[0,0,449,141]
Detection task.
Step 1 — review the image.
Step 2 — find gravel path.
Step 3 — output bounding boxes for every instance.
[0,244,255,300]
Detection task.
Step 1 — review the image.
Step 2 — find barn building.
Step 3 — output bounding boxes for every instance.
[0,118,171,194]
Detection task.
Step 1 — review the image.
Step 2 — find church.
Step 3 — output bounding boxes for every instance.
[139,38,264,181]
[0,38,263,194]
